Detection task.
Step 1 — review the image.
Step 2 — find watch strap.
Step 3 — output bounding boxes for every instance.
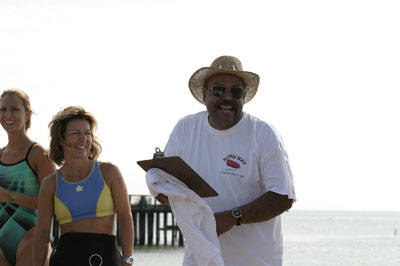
[9,191,17,203]
[231,207,242,226]
[121,256,134,264]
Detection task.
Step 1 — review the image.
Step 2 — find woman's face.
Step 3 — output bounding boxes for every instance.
[61,119,92,160]
[0,94,29,133]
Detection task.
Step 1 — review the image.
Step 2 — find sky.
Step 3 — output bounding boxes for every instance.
[1,0,399,212]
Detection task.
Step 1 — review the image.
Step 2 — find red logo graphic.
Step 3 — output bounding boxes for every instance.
[226,159,240,169]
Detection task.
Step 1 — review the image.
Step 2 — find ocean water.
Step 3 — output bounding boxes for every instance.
[133,210,400,266]
[283,211,400,266]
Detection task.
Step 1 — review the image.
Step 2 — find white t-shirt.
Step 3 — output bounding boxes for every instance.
[164,111,296,266]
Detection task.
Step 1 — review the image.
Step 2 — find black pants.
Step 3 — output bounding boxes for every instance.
[50,233,121,266]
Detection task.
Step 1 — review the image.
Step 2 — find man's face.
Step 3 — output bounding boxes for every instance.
[203,73,245,130]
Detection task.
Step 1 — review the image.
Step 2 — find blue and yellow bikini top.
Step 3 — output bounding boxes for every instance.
[54,160,115,224]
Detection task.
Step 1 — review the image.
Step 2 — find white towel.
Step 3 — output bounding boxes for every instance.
[146,168,224,266]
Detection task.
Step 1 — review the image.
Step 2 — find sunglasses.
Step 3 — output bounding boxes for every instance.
[211,85,245,99]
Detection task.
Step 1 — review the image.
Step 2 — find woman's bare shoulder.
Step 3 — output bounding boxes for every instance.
[29,142,48,159]
[40,172,57,192]
[98,161,121,175]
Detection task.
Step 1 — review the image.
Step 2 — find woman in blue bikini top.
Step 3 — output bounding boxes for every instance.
[33,106,134,266]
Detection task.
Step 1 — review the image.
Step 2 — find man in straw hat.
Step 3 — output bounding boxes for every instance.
[150,55,296,266]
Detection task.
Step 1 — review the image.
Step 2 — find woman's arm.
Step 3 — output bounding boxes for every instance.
[101,162,134,264]
[33,174,56,266]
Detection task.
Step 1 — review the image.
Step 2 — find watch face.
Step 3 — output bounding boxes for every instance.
[122,256,134,264]
[10,192,17,202]
[233,210,240,216]
[232,208,242,218]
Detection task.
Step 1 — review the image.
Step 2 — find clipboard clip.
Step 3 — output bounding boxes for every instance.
[153,147,165,159]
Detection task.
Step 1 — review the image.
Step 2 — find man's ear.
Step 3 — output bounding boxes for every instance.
[202,87,208,101]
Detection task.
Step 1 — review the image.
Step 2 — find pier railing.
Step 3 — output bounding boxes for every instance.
[129,195,183,246]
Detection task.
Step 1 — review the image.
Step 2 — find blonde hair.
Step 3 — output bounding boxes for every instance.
[0,89,33,130]
[48,106,101,166]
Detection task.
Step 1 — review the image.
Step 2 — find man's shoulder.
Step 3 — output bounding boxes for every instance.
[170,111,206,137]
[181,111,206,120]
[244,112,274,131]
[176,111,206,126]
[243,112,284,142]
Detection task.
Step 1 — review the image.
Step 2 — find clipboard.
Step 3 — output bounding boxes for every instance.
[137,156,218,198]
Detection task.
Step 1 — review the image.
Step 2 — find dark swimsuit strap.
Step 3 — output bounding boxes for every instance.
[25,142,37,160]
[0,142,37,163]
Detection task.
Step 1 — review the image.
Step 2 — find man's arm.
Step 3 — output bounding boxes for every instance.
[214,191,293,236]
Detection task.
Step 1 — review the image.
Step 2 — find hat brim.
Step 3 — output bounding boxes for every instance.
[189,67,260,105]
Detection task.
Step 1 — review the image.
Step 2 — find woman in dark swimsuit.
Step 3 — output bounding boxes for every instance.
[0,89,56,266]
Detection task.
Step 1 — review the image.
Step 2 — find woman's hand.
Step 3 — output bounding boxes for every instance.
[0,186,12,203]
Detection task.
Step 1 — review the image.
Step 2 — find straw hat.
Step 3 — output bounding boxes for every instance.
[189,55,260,104]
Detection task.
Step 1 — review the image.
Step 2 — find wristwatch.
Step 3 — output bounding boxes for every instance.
[9,192,17,203]
[231,207,242,226]
[121,256,134,264]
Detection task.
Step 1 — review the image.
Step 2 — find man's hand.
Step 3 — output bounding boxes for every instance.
[155,193,169,205]
[214,211,235,236]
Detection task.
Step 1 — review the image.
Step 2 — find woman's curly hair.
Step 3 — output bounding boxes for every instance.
[48,106,101,166]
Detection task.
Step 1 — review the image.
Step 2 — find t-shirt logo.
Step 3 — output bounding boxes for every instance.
[226,159,240,168]
[223,154,247,169]
[75,185,83,192]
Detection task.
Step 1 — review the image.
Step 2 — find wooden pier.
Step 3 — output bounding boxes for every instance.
[129,195,184,246]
